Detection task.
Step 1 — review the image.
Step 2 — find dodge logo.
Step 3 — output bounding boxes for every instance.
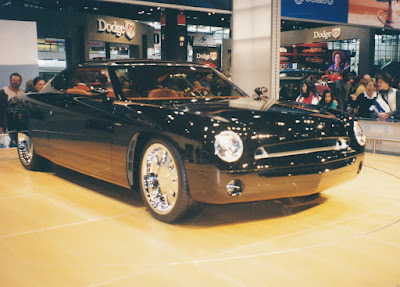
[97,19,136,40]
[210,52,218,61]
[332,28,341,39]
[125,21,135,40]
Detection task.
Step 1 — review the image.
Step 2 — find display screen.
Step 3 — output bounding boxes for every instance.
[280,44,352,73]
[280,43,328,70]
[282,0,400,29]
[326,49,351,73]
[348,0,400,29]
[281,0,349,23]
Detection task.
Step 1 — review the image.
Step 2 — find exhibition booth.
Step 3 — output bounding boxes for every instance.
[1,2,400,286]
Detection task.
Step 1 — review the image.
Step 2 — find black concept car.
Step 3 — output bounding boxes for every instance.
[8,60,365,223]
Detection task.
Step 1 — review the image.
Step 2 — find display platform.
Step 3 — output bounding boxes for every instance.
[1,148,399,287]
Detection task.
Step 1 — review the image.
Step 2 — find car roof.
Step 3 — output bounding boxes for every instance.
[78,59,212,69]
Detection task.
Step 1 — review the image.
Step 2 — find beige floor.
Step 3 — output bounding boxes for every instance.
[0,148,399,287]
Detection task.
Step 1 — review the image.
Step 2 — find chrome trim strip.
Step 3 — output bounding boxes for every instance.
[255,138,349,160]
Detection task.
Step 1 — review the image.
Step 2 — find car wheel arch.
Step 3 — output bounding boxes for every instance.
[126,132,184,190]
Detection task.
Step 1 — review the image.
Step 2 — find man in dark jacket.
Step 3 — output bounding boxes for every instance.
[0,73,24,133]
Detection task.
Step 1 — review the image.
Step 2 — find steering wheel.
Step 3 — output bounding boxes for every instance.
[187,86,211,97]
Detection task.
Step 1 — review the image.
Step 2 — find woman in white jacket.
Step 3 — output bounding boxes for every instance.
[371,73,400,121]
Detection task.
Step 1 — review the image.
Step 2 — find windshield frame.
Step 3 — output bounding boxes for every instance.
[108,63,249,101]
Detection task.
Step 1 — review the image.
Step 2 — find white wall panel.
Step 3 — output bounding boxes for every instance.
[231,0,280,98]
[0,20,38,65]
[0,20,39,89]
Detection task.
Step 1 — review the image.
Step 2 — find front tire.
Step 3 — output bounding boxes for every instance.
[17,133,50,171]
[139,138,202,223]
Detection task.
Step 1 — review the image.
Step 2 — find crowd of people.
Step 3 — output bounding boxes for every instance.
[295,70,400,122]
[0,73,46,134]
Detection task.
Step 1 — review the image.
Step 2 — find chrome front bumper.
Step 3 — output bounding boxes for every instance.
[185,154,364,204]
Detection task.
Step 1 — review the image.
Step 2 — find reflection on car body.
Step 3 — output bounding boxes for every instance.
[8,60,365,223]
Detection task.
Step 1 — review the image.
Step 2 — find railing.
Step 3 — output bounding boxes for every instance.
[366,137,400,154]
[358,119,400,156]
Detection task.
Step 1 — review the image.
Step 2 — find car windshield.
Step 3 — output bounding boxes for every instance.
[110,65,247,100]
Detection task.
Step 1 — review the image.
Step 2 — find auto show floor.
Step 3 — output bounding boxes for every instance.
[0,148,399,287]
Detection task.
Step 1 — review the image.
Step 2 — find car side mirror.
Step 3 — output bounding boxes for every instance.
[254,87,268,100]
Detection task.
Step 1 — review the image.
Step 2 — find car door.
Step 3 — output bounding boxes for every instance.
[45,67,114,181]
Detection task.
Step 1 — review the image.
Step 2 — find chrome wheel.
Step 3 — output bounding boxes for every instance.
[141,143,179,215]
[18,133,33,166]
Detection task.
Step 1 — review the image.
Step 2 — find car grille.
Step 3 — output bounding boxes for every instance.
[257,156,357,177]
[254,137,349,160]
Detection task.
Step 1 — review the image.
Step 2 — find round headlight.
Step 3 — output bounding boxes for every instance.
[353,121,366,146]
[214,131,244,163]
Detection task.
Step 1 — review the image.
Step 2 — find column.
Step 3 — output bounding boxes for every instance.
[105,42,111,59]
[161,9,187,61]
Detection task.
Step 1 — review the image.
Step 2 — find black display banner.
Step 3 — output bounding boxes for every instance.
[193,46,221,69]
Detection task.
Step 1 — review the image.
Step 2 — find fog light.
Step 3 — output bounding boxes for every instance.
[226,179,242,196]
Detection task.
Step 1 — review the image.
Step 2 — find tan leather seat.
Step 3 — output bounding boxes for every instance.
[106,90,115,98]
[66,88,91,95]
[148,88,180,99]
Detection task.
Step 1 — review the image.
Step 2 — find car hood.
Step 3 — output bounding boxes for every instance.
[172,97,350,143]
[177,97,343,124]
[123,97,349,145]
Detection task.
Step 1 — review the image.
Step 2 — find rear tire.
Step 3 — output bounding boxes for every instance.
[139,138,202,223]
[17,133,50,171]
